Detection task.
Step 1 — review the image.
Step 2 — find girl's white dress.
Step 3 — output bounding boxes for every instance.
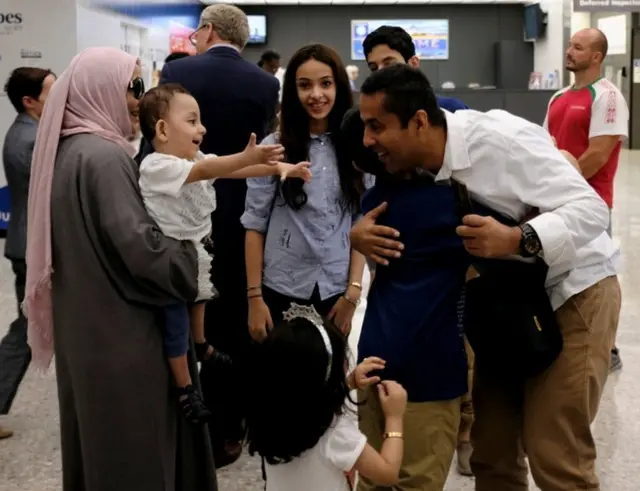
[265,413,367,491]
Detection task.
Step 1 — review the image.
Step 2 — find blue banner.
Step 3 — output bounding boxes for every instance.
[0,186,9,230]
[351,19,449,61]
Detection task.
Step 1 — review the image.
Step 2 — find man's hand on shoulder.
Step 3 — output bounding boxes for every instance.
[350,202,403,266]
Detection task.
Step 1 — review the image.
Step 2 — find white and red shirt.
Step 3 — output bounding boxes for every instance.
[543,78,629,208]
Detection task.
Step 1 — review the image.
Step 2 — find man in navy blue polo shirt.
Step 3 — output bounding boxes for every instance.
[342,103,469,491]
[360,24,475,480]
[362,25,468,113]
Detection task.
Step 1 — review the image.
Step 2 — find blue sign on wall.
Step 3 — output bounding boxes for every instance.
[0,186,10,230]
[351,19,449,61]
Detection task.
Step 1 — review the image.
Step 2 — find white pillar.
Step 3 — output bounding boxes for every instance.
[534,0,566,76]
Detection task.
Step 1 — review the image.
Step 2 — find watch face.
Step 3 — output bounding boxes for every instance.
[524,234,541,254]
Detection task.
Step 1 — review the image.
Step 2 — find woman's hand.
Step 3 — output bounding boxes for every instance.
[277,161,312,182]
[328,285,360,335]
[348,356,386,390]
[350,202,403,266]
[248,296,273,342]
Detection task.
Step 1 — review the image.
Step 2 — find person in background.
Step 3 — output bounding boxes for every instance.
[346,65,359,90]
[155,3,280,467]
[544,28,629,373]
[362,24,473,476]
[258,49,281,75]
[363,25,468,113]
[259,50,283,133]
[23,47,217,491]
[0,67,56,440]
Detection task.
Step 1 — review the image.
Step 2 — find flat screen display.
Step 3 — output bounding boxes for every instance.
[248,15,267,45]
[351,19,449,61]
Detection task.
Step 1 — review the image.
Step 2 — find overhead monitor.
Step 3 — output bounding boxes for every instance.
[351,19,449,61]
[248,15,267,45]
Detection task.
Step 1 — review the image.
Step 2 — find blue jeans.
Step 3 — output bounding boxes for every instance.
[163,303,190,358]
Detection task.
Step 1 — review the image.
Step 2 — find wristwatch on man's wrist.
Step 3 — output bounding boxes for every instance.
[518,223,542,258]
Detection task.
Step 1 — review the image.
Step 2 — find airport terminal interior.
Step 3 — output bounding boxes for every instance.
[1,150,639,489]
[1,0,640,490]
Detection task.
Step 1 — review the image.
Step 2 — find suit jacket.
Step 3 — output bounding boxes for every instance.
[157,45,279,289]
[2,113,38,260]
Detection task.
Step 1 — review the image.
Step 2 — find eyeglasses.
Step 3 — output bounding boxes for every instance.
[128,77,145,100]
[189,24,209,47]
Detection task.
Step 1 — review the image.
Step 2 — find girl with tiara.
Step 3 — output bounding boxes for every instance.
[246,303,407,491]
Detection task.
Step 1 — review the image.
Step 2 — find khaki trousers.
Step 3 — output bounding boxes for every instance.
[471,275,621,491]
[357,387,461,491]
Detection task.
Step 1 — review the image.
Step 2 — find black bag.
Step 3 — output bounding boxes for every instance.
[452,180,563,381]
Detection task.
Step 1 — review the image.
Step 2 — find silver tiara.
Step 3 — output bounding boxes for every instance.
[283,303,333,382]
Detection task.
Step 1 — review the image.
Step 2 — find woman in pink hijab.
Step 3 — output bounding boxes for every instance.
[24,47,217,491]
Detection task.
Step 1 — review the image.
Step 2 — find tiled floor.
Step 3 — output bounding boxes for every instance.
[1,152,640,491]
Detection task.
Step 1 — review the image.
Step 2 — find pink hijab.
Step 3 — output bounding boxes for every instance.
[24,47,138,370]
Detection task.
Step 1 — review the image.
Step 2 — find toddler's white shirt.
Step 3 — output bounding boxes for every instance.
[139,151,217,241]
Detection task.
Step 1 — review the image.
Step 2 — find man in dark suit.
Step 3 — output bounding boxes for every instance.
[0,67,56,439]
[157,3,279,466]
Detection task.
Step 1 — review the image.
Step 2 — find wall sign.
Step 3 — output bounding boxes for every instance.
[573,0,640,12]
[0,12,22,35]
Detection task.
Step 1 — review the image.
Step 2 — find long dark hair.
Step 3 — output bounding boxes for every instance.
[279,44,363,211]
[245,316,353,465]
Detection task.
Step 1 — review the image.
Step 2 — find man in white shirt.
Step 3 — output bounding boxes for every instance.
[352,64,620,491]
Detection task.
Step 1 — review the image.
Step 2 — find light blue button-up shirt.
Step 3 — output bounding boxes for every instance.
[241,133,355,300]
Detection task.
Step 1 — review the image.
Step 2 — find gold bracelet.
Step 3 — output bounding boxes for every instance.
[383,432,403,440]
[247,285,261,292]
[349,282,363,290]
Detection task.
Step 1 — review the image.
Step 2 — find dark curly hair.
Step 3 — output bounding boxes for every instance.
[279,43,363,211]
[245,316,353,465]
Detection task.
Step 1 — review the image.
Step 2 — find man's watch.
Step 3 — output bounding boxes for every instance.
[518,223,542,258]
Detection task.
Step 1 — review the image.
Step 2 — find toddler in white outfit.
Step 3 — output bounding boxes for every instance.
[138,83,311,423]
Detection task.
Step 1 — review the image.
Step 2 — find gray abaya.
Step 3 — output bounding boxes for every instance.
[49,133,217,491]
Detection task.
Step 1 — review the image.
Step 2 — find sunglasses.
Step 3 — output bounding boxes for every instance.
[128,77,145,100]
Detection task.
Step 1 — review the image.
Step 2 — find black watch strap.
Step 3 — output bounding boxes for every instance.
[519,223,542,257]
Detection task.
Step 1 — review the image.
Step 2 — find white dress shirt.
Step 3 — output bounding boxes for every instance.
[436,109,618,310]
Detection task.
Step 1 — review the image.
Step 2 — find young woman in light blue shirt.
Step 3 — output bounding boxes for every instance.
[242,44,366,341]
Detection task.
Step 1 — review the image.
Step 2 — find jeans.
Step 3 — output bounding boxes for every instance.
[163,303,190,358]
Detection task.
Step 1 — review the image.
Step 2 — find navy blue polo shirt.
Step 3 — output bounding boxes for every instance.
[358,178,469,403]
[436,95,468,112]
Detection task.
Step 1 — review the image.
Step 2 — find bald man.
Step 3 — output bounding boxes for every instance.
[543,28,627,374]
